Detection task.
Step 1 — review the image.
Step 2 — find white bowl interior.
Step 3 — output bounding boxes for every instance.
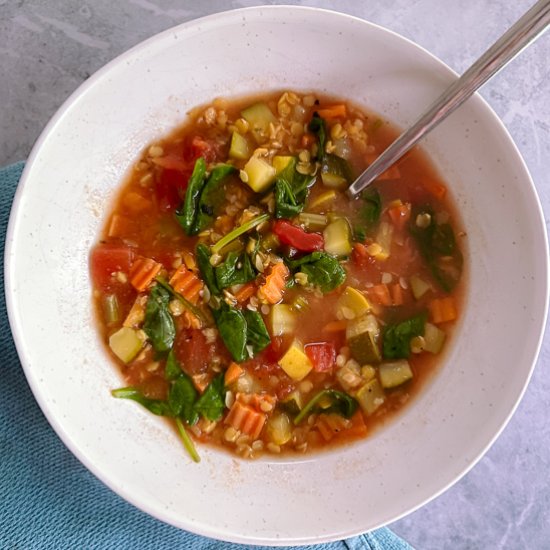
[5,7,548,546]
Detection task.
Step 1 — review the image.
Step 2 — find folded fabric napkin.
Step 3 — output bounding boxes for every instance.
[0,162,413,550]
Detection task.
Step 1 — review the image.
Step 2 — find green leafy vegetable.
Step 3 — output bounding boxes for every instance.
[410,209,463,292]
[111,387,173,416]
[215,251,256,289]
[155,277,208,325]
[165,349,182,381]
[143,284,176,353]
[194,164,237,233]
[274,157,315,219]
[287,252,346,293]
[308,112,327,160]
[175,418,201,463]
[213,303,248,362]
[243,309,271,354]
[211,213,270,255]
[194,373,226,421]
[354,188,381,240]
[196,243,220,296]
[383,313,426,359]
[176,157,206,236]
[168,375,199,425]
[294,389,358,424]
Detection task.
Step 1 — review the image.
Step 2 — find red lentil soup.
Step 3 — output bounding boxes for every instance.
[90,91,465,461]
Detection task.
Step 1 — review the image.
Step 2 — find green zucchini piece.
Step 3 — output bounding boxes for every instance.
[379,360,413,389]
[229,131,250,160]
[355,378,385,415]
[323,218,352,258]
[346,314,381,364]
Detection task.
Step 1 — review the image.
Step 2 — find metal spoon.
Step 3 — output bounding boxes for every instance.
[347,0,550,198]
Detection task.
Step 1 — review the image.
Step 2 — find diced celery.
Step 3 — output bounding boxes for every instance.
[298,212,328,231]
[108,327,143,364]
[269,304,296,336]
[272,155,294,174]
[323,218,352,258]
[336,287,371,319]
[355,378,385,415]
[423,322,446,354]
[346,314,381,364]
[242,156,276,192]
[410,275,431,300]
[229,131,250,160]
[278,340,313,381]
[379,360,413,388]
[102,294,119,325]
[266,412,292,445]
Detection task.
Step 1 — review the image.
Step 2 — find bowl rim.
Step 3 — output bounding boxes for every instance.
[5,5,549,545]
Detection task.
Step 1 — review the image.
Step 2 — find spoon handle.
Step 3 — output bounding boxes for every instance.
[347,0,550,198]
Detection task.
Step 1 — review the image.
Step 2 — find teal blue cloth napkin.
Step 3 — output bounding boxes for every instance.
[0,162,413,550]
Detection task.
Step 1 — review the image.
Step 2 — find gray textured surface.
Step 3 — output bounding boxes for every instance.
[1,1,549,548]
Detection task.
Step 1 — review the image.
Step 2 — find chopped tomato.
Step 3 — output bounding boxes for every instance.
[305,342,336,372]
[184,135,219,164]
[260,336,285,363]
[272,220,324,252]
[173,329,210,375]
[156,168,191,211]
[90,243,135,291]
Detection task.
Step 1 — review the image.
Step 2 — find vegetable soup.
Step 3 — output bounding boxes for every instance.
[90,91,465,461]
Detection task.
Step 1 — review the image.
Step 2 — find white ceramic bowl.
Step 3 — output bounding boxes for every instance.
[5,7,548,546]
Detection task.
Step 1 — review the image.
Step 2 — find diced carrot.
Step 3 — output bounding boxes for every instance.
[423,178,447,200]
[108,214,135,238]
[234,282,257,304]
[368,284,392,306]
[225,362,244,386]
[151,155,189,171]
[346,410,368,438]
[258,263,289,304]
[316,104,347,119]
[122,192,153,214]
[237,393,276,412]
[129,257,162,292]
[390,283,404,306]
[387,201,412,231]
[322,320,348,333]
[169,265,203,304]
[428,297,457,324]
[224,400,266,439]
[315,414,351,442]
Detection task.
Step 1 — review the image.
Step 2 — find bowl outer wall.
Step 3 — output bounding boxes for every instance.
[4,6,549,546]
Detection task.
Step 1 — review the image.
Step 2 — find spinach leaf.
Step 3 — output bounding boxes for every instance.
[274,158,315,219]
[243,309,271,354]
[287,252,346,293]
[308,112,327,160]
[213,303,248,362]
[194,373,226,421]
[196,243,220,296]
[215,251,256,289]
[383,313,426,359]
[168,375,199,425]
[175,157,206,236]
[165,349,182,381]
[193,164,237,234]
[410,209,463,292]
[143,284,176,353]
[358,188,382,237]
[294,389,358,424]
[112,387,173,417]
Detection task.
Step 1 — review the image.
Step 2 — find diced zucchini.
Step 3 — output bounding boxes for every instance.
[266,412,292,445]
[229,131,250,160]
[242,156,276,192]
[336,287,371,319]
[298,212,328,231]
[261,232,280,252]
[282,390,303,415]
[269,304,296,336]
[278,340,313,381]
[346,314,381,364]
[272,155,294,174]
[108,327,143,364]
[323,218,352,258]
[374,221,393,260]
[321,154,351,189]
[241,102,277,140]
[423,322,446,354]
[379,360,413,388]
[410,275,431,300]
[356,378,385,415]
[309,190,338,209]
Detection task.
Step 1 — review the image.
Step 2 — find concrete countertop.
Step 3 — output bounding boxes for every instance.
[1,1,549,548]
